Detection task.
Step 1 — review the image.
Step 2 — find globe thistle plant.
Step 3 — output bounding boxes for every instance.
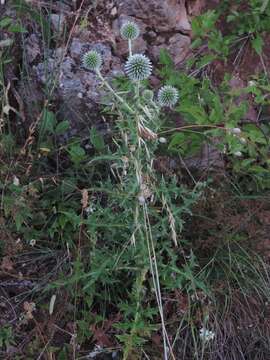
[158,85,179,107]
[79,21,186,360]
[125,54,152,81]
[120,21,140,41]
[82,50,102,72]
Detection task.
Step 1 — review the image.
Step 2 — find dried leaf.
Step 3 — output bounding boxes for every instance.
[81,189,89,209]
[49,294,57,315]
[1,256,14,271]
[23,301,36,320]
[138,124,157,140]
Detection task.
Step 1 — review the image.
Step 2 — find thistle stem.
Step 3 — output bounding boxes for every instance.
[128,39,132,57]
[96,70,135,114]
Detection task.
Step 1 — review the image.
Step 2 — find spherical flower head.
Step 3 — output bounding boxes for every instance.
[158,85,179,107]
[125,54,152,81]
[120,21,140,40]
[234,151,242,157]
[82,50,102,71]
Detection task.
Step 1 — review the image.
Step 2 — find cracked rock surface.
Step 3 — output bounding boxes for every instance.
[11,0,193,137]
[116,0,191,33]
[114,0,192,65]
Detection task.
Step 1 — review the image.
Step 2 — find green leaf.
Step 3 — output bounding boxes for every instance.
[159,48,174,68]
[202,10,219,30]
[190,38,203,49]
[68,144,86,164]
[55,120,69,135]
[39,110,56,134]
[191,17,201,37]
[169,132,204,156]
[251,35,263,55]
[261,0,269,13]
[197,53,216,68]
[0,17,13,28]
[249,165,269,174]
[15,213,24,231]
[90,127,105,151]
[60,180,77,194]
[179,103,208,124]
[243,124,267,144]
[8,23,28,33]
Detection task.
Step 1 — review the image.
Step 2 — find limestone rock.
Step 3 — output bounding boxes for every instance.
[152,34,191,65]
[50,13,66,34]
[168,33,191,65]
[116,0,191,33]
[70,39,112,72]
[25,34,40,64]
[115,1,192,64]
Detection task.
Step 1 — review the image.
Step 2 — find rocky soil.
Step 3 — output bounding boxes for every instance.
[1,0,198,135]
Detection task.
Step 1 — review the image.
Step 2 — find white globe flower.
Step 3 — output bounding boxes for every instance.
[120,21,140,40]
[82,50,102,71]
[158,85,179,107]
[125,54,152,81]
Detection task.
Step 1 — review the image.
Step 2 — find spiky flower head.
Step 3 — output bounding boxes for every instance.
[125,54,152,81]
[82,50,102,71]
[142,89,154,102]
[120,21,140,40]
[158,85,179,107]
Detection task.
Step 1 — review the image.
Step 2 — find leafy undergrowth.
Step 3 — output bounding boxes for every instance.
[1,0,270,359]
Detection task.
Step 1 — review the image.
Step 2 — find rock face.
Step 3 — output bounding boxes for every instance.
[23,0,192,137]
[33,42,113,136]
[115,0,192,66]
[152,33,191,64]
[116,0,191,33]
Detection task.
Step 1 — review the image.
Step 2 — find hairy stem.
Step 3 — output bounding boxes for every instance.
[96,70,135,114]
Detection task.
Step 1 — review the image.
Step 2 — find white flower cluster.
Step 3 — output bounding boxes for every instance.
[199,327,215,342]
[82,21,179,108]
[227,127,247,157]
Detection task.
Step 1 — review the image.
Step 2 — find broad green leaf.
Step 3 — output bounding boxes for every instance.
[243,124,267,144]
[190,38,203,49]
[90,127,105,151]
[159,48,174,68]
[68,144,86,164]
[40,110,56,134]
[55,120,69,135]
[0,17,13,28]
[179,103,208,124]
[251,35,263,55]
[8,23,27,33]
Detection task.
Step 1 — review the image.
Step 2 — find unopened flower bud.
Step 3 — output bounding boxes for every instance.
[234,151,242,157]
[240,137,246,144]
[138,195,145,205]
[231,127,241,135]
[159,137,167,144]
